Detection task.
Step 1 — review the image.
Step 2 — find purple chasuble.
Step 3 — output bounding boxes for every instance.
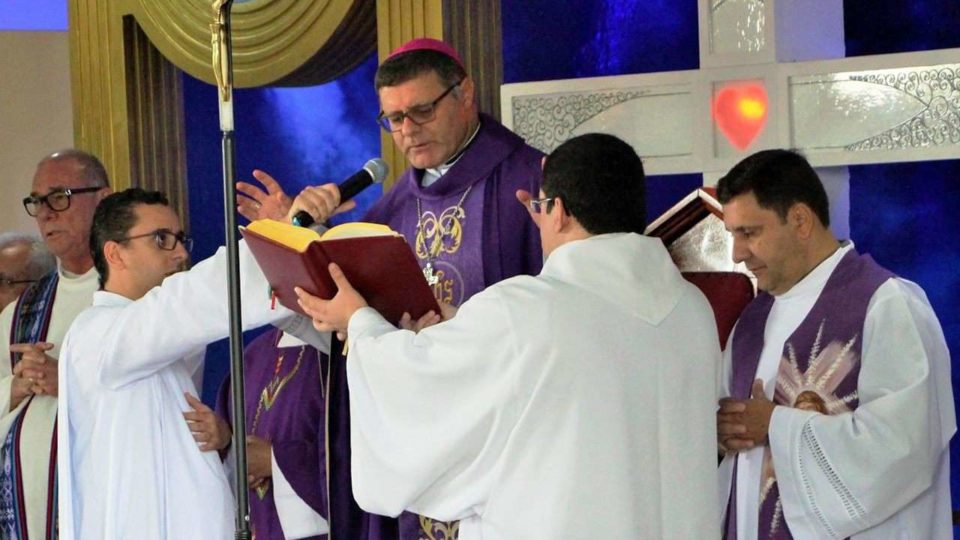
[326,114,544,540]
[217,328,327,540]
[723,250,893,540]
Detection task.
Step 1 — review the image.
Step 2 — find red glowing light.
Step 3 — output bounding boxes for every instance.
[713,83,769,151]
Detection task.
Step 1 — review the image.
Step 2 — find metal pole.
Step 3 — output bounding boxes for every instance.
[211,1,251,538]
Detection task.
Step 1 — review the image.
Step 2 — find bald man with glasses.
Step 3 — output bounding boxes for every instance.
[0,150,110,539]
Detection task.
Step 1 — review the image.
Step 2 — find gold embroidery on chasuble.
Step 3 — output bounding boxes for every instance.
[251,345,308,502]
[415,194,471,306]
[418,514,460,540]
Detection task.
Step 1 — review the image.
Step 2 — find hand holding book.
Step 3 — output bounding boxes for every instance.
[241,219,441,326]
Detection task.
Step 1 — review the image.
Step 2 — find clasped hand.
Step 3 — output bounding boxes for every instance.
[716,379,776,454]
[10,342,57,399]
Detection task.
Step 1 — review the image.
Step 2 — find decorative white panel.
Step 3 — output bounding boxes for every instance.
[709,0,766,55]
[790,63,960,152]
[508,83,695,159]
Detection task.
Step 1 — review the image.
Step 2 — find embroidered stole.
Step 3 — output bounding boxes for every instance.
[1,271,59,540]
[724,251,892,540]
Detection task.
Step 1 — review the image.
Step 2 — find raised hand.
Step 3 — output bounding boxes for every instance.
[236,170,293,222]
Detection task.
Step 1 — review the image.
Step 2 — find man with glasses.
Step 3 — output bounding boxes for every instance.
[57,188,321,540]
[0,233,55,311]
[0,150,110,540]
[295,133,722,540]
[237,38,545,540]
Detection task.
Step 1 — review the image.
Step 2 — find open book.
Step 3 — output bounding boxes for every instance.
[242,219,440,325]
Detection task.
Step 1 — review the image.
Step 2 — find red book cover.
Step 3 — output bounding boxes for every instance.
[241,222,440,325]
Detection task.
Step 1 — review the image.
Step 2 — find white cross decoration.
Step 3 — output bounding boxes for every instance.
[501,0,960,244]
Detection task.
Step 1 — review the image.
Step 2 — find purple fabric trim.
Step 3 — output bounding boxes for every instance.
[0,270,59,540]
[726,249,894,539]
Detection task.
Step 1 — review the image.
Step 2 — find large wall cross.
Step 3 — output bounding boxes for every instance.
[502,0,960,240]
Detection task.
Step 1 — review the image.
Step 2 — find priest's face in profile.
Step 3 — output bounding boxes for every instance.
[111,204,189,299]
[723,191,807,295]
[378,70,476,169]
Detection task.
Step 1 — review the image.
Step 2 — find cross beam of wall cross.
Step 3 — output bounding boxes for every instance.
[501,0,960,242]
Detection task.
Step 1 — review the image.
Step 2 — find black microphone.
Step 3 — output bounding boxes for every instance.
[292,158,389,227]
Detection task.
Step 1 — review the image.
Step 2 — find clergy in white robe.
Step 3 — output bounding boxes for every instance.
[0,150,111,540]
[715,149,955,540]
[296,133,723,540]
[0,265,97,538]
[57,189,306,540]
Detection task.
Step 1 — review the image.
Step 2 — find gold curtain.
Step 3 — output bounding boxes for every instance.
[68,0,376,211]
[68,0,502,199]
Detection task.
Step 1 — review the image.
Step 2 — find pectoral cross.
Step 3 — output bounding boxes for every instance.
[423,262,440,286]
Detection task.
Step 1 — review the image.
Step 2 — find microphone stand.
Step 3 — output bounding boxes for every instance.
[211,1,251,538]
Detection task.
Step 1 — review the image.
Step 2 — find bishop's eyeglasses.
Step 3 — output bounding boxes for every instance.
[377,80,463,132]
[23,186,104,217]
[118,229,194,253]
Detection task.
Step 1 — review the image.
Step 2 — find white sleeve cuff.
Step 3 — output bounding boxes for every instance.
[272,451,329,538]
[769,406,843,539]
[346,306,395,350]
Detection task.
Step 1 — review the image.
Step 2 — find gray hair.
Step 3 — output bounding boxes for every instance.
[37,149,110,188]
[0,232,56,280]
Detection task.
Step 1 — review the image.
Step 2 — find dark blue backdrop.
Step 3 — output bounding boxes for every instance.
[183,0,960,516]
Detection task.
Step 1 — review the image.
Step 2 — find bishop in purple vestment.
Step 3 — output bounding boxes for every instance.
[330,39,543,540]
[238,38,544,540]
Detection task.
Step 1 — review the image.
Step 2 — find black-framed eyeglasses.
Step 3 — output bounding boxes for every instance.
[23,186,104,217]
[0,277,37,289]
[118,229,193,252]
[377,80,463,132]
[528,196,556,213]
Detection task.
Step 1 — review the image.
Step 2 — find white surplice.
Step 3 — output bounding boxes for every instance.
[345,233,722,540]
[58,244,297,540]
[0,266,97,539]
[718,242,955,539]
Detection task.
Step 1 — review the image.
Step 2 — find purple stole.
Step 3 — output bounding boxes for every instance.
[216,328,327,540]
[324,115,544,540]
[1,271,59,540]
[723,250,893,540]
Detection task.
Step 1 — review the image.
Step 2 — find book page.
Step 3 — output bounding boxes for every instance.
[245,219,320,252]
[320,222,397,241]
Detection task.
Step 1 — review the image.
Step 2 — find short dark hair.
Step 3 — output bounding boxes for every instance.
[375,50,467,91]
[39,149,110,188]
[716,149,830,226]
[90,188,169,288]
[542,133,646,235]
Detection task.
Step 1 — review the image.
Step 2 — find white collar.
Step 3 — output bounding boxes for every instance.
[777,241,854,301]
